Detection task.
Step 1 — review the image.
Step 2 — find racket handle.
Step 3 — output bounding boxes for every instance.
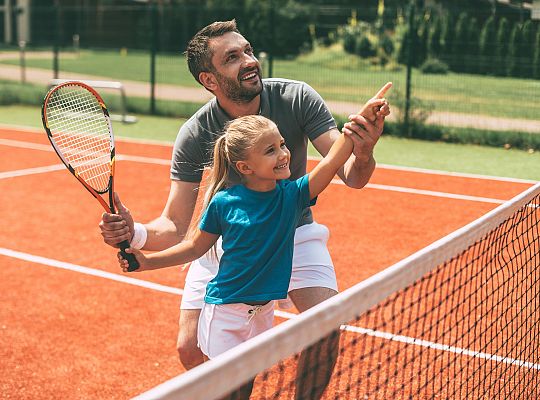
[119,240,140,271]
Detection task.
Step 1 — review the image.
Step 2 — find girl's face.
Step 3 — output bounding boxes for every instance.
[237,125,291,190]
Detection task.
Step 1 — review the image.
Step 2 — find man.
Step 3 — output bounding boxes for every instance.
[100,20,389,398]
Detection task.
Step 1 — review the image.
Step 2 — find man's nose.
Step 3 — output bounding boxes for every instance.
[243,53,258,67]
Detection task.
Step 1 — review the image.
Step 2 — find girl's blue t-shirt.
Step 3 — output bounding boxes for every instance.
[199,174,315,304]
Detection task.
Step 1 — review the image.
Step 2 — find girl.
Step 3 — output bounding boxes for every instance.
[120,113,363,377]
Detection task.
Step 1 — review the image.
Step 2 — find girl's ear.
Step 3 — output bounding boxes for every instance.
[235,161,252,175]
[199,71,218,92]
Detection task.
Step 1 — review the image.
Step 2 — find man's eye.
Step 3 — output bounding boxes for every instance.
[266,148,275,154]
[280,143,286,148]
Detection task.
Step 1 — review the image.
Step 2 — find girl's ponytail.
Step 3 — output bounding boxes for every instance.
[203,134,230,211]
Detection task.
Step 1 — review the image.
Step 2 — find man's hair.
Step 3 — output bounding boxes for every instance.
[185,20,240,85]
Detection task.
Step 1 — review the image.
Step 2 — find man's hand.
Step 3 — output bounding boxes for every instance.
[99,192,134,248]
[342,114,381,164]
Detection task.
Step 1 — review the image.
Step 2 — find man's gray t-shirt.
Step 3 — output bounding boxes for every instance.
[170,78,337,225]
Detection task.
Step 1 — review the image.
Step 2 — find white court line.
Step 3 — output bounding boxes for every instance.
[0,247,182,296]
[118,154,171,166]
[375,163,538,184]
[0,138,53,151]
[0,164,65,179]
[330,179,507,204]
[1,246,537,371]
[0,138,517,204]
[344,325,540,370]
[3,125,536,185]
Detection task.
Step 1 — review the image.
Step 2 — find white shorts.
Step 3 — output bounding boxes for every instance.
[197,301,275,359]
[181,222,337,310]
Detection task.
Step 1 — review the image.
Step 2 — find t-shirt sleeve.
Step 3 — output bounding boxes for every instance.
[299,82,337,142]
[294,174,317,209]
[170,124,206,182]
[199,198,222,235]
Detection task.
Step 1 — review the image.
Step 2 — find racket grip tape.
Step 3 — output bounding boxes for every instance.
[119,240,140,271]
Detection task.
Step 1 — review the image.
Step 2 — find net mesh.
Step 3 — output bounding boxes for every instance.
[137,183,540,400]
[44,84,113,193]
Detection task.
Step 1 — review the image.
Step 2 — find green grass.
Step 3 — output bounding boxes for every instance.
[2,104,538,181]
[4,46,540,121]
[0,104,185,142]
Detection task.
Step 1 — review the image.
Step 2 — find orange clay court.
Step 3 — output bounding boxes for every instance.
[0,126,536,399]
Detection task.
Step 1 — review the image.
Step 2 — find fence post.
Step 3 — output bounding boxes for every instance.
[19,40,26,83]
[404,0,416,137]
[53,1,61,79]
[268,0,275,78]
[149,1,158,115]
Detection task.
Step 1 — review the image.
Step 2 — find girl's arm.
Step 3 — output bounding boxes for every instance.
[308,133,354,199]
[119,229,219,272]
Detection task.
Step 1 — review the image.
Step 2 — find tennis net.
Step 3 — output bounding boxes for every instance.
[136,182,540,400]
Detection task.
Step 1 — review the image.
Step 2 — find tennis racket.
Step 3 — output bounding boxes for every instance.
[41,81,139,271]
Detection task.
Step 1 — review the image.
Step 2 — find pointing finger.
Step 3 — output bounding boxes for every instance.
[374,82,393,99]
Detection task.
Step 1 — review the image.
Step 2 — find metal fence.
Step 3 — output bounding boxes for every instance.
[2,1,540,145]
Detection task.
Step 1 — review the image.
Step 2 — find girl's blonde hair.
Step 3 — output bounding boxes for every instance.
[186,115,276,256]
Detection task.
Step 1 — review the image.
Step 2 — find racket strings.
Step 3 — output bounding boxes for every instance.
[46,86,113,193]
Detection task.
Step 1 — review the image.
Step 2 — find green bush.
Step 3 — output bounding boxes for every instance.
[0,81,46,106]
[343,33,356,54]
[420,58,449,74]
[355,35,376,58]
[379,34,395,57]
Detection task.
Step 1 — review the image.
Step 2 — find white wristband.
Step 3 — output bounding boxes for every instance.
[130,222,147,250]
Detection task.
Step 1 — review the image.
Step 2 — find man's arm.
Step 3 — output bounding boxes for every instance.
[144,180,200,250]
[99,179,200,251]
[311,117,379,189]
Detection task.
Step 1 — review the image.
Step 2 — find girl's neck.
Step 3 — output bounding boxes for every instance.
[243,177,277,192]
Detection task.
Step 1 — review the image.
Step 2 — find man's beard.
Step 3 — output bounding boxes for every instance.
[214,68,263,103]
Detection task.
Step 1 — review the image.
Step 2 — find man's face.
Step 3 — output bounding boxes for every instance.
[208,32,263,103]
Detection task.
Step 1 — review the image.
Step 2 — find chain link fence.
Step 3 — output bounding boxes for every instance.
[1,1,539,149]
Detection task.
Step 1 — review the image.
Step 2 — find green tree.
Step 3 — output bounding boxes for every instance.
[534,27,540,79]
[452,12,469,72]
[507,23,521,77]
[519,20,535,78]
[479,15,496,75]
[397,26,411,65]
[428,15,443,59]
[440,13,455,68]
[244,0,313,58]
[465,18,480,74]
[417,18,429,66]
[495,17,510,76]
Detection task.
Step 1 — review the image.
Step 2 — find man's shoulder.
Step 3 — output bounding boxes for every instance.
[262,78,322,108]
[179,99,219,135]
